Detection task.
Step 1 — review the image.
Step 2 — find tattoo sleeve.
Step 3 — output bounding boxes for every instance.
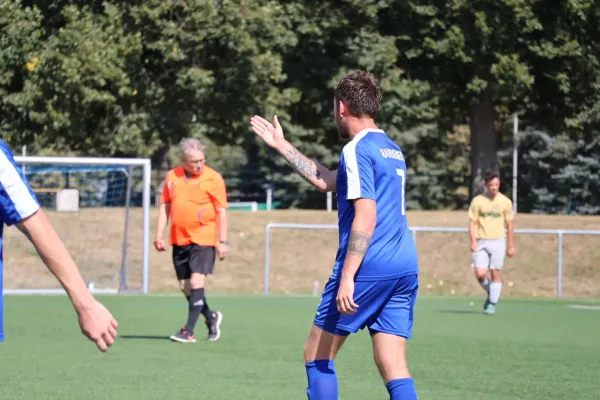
[282,148,321,182]
[347,231,373,257]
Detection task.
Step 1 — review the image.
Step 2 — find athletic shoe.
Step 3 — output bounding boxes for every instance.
[483,297,491,311]
[170,327,196,343]
[206,311,223,341]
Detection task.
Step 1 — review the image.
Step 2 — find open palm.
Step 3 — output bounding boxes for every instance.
[250,115,285,149]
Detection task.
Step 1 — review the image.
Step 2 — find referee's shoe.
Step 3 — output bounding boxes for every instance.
[170,327,196,343]
[205,311,223,341]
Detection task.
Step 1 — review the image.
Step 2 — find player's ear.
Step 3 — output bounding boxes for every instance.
[338,100,348,117]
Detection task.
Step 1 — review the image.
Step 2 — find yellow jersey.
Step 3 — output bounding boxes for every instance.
[468,193,514,239]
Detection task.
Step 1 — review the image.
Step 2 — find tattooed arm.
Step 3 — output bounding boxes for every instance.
[341,199,377,281]
[250,115,337,192]
[278,141,337,192]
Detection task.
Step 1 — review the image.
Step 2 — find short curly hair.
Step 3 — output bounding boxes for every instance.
[334,70,382,118]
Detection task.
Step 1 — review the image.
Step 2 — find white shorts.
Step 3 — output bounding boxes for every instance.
[472,239,506,270]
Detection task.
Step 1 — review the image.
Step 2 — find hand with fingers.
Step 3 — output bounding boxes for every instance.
[77,300,119,352]
[154,237,165,252]
[217,242,228,261]
[507,246,515,258]
[250,115,286,149]
[336,278,359,316]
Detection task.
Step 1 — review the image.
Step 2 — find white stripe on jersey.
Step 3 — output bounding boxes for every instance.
[0,148,40,223]
[343,129,382,200]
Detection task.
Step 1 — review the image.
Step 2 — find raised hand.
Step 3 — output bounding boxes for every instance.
[250,115,286,149]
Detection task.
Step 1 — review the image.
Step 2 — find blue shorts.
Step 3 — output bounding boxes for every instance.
[313,274,418,338]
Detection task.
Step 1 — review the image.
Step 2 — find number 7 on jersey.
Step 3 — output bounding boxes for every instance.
[396,168,406,215]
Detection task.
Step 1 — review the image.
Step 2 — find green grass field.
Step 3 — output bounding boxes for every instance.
[1,294,599,400]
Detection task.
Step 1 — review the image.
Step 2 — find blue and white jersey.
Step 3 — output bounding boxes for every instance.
[0,140,40,341]
[333,129,418,281]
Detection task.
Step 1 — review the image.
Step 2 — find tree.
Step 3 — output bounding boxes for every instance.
[381,0,600,198]
[3,0,599,213]
[0,1,43,148]
[511,129,600,214]
[271,0,439,207]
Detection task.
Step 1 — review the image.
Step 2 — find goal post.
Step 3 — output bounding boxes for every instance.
[5,156,152,295]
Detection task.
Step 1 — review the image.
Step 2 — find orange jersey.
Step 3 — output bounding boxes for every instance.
[160,166,228,247]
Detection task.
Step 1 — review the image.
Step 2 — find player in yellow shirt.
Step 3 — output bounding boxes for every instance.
[468,171,515,315]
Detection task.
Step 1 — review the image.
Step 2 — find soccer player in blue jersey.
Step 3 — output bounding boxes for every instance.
[0,140,118,351]
[250,70,419,400]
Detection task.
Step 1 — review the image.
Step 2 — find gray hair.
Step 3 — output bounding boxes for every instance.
[179,137,206,156]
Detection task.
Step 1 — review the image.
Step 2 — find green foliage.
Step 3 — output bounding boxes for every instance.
[1,0,599,212]
[0,1,43,147]
[508,129,600,215]
[382,0,600,198]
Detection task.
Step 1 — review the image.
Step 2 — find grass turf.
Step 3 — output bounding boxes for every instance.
[1,294,599,399]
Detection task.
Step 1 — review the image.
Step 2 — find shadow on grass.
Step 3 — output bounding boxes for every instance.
[433,309,482,315]
[121,335,171,340]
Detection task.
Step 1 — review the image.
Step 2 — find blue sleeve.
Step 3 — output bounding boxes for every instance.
[342,140,375,200]
[0,141,40,226]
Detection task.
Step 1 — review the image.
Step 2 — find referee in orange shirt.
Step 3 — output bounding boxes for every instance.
[154,138,228,343]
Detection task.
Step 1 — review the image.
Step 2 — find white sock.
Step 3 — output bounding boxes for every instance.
[479,278,490,294]
[489,282,502,304]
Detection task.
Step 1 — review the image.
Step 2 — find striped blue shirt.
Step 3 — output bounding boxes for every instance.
[333,129,419,281]
[0,140,40,341]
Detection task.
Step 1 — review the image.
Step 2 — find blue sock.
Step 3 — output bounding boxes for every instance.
[305,359,338,400]
[386,378,417,400]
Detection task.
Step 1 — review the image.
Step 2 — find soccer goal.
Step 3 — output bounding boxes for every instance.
[4,156,152,295]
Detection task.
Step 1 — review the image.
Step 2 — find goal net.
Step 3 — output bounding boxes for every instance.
[4,156,151,294]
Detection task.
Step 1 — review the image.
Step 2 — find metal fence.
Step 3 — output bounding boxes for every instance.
[263,223,600,297]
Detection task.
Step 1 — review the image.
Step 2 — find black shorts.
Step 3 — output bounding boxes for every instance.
[172,244,216,281]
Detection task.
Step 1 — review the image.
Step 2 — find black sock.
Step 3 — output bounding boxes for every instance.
[201,298,214,322]
[185,288,205,335]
